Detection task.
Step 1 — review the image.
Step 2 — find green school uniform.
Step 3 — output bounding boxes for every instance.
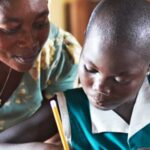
[57,78,150,150]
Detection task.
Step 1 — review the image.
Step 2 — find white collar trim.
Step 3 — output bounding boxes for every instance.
[128,78,150,138]
[90,105,129,133]
[90,78,150,139]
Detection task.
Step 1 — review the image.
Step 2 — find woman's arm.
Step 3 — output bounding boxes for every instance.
[0,142,62,150]
[0,100,58,143]
[0,25,80,144]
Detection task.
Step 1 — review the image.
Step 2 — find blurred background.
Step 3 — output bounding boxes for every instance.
[49,0,100,45]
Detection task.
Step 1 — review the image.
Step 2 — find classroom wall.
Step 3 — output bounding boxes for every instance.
[48,0,99,44]
[49,0,76,29]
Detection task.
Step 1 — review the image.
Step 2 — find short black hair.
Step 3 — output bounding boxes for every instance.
[85,0,150,63]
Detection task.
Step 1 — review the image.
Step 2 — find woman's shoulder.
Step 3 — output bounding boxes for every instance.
[47,23,80,46]
[49,23,80,45]
[28,23,81,81]
[47,23,81,64]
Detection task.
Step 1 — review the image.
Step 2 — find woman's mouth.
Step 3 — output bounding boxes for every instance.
[13,55,37,64]
[12,49,41,64]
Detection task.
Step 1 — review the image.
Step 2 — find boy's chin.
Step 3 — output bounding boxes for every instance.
[90,101,117,111]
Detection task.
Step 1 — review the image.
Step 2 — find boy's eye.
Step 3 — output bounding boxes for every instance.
[114,76,130,84]
[84,65,97,73]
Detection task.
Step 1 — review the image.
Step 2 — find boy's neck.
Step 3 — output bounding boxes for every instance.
[114,99,136,124]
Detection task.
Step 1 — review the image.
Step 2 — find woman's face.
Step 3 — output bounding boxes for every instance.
[79,34,148,110]
[0,0,49,72]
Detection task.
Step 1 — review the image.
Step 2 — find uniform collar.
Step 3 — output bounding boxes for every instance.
[90,78,150,138]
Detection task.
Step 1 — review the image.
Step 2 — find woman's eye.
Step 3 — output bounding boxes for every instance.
[114,76,130,84]
[0,28,19,35]
[84,65,97,73]
[34,19,49,29]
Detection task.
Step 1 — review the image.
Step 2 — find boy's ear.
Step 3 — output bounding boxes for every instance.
[146,64,150,76]
[147,65,150,84]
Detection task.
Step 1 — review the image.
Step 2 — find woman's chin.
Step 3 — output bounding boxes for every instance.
[11,64,33,73]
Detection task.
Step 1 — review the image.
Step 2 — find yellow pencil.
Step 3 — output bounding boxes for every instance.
[50,100,70,150]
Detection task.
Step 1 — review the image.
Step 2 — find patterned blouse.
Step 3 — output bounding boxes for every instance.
[0,23,81,131]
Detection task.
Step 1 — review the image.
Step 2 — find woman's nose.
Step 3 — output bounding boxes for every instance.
[92,75,110,96]
[17,29,38,49]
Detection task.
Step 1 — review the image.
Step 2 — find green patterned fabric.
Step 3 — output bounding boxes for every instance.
[0,23,81,131]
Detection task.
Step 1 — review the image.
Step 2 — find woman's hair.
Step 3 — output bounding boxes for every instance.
[85,0,150,63]
[0,0,11,9]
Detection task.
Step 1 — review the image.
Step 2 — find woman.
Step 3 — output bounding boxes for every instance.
[0,0,81,149]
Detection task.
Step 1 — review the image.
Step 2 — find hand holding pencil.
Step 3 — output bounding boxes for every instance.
[50,100,70,150]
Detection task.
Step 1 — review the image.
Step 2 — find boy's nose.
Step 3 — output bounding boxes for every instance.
[92,75,110,96]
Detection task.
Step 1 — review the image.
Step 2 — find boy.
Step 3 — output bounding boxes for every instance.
[54,0,150,149]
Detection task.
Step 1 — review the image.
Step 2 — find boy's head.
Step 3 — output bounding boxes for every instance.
[85,0,150,62]
[79,0,150,110]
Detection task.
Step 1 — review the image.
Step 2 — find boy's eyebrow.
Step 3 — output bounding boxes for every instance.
[85,59,98,68]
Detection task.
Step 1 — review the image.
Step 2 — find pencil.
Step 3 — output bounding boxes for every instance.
[50,100,70,150]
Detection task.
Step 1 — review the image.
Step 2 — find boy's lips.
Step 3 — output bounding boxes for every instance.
[90,93,103,101]
[89,94,120,109]
[89,94,111,105]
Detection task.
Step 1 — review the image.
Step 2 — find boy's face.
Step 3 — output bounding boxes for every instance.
[79,34,148,110]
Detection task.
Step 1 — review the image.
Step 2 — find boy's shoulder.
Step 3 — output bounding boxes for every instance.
[64,87,84,94]
[147,75,150,84]
[64,88,85,98]
[63,88,89,106]
[56,87,88,107]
